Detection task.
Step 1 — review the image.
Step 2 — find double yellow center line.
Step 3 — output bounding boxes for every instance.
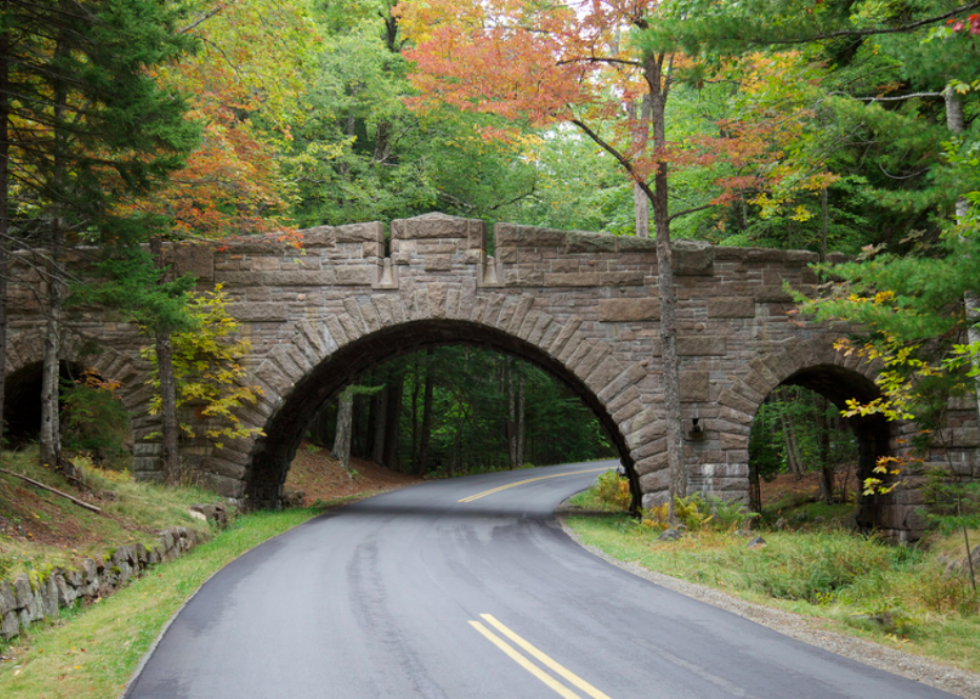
[469,614,613,699]
[457,467,610,503]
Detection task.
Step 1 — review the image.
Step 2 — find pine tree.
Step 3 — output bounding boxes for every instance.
[0,0,199,470]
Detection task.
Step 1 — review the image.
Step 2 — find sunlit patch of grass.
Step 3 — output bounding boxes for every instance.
[0,450,225,580]
[565,485,980,674]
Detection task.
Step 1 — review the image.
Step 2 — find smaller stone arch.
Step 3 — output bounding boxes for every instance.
[722,334,895,528]
[2,330,153,455]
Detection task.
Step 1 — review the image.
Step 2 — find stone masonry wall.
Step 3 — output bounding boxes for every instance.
[3,213,978,537]
[0,526,199,640]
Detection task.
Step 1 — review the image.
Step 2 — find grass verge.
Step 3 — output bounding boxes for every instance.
[565,488,980,674]
[0,503,340,699]
[0,448,224,580]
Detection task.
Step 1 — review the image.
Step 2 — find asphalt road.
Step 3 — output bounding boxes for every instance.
[123,461,958,699]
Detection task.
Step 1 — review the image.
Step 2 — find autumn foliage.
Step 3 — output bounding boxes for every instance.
[132,0,323,243]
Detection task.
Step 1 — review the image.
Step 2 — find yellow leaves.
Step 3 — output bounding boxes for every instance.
[790,204,813,222]
[143,284,264,446]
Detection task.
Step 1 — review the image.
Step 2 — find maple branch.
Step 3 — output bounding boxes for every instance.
[762,3,980,44]
[557,56,642,68]
[845,91,944,102]
[878,163,931,180]
[437,184,536,213]
[568,118,658,204]
[669,203,714,222]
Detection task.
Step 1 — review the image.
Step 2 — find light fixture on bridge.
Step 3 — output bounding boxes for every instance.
[688,415,705,440]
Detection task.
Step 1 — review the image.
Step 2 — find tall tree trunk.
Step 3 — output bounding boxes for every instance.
[506,364,517,468]
[628,95,652,239]
[417,356,434,476]
[410,360,420,470]
[644,52,685,519]
[820,187,829,263]
[40,32,69,470]
[382,370,403,470]
[39,235,62,469]
[149,236,181,483]
[777,396,805,478]
[0,25,9,464]
[332,387,354,477]
[371,387,387,464]
[516,372,525,466]
[946,88,980,431]
[817,394,835,504]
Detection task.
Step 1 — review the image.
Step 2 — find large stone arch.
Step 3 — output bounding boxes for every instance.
[206,288,652,507]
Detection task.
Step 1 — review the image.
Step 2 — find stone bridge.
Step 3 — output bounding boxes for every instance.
[5,213,979,535]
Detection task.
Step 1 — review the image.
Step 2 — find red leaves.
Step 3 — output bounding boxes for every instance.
[404,18,589,129]
[948,13,980,35]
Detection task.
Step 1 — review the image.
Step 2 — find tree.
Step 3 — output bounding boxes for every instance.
[0,0,198,470]
[399,0,712,516]
[135,284,266,482]
[113,0,317,478]
[330,384,384,477]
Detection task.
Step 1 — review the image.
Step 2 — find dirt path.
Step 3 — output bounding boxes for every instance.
[283,442,424,504]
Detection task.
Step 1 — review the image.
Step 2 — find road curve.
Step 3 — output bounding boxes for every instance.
[124,461,957,699]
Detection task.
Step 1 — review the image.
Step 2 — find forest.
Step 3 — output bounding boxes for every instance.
[0,0,977,511]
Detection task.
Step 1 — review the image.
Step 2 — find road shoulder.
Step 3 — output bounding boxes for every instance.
[555,506,980,699]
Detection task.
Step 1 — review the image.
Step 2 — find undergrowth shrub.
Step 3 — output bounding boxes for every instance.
[706,495,758,530]
[595,470,631,510]
[733,533,891,603]
[640,493,756,531]
[915,572,980,614]
[61,369,131,467]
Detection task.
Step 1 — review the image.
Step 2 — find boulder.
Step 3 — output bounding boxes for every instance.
[12,575,33,612]
[40,576,59,618]
[0,611,19,640]
[282,490,305,509]
[0,580,16,616]
[190,503,230,527]
[53,571,78,608]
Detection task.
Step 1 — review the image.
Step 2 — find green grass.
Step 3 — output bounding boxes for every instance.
[566,488,980,673]
[0,449,224,581]
[0,505,327,698]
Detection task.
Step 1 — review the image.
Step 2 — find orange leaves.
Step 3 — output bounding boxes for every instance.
[135,0,320,241]
[399,0,663,132]
[403,11,590,129]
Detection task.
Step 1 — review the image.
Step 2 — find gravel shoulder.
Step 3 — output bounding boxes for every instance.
[556,507,980,699]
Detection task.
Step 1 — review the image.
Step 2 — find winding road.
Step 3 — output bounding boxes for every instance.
[124,461,958,699]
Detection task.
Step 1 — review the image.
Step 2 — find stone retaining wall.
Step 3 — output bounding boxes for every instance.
[0,526,199,641]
